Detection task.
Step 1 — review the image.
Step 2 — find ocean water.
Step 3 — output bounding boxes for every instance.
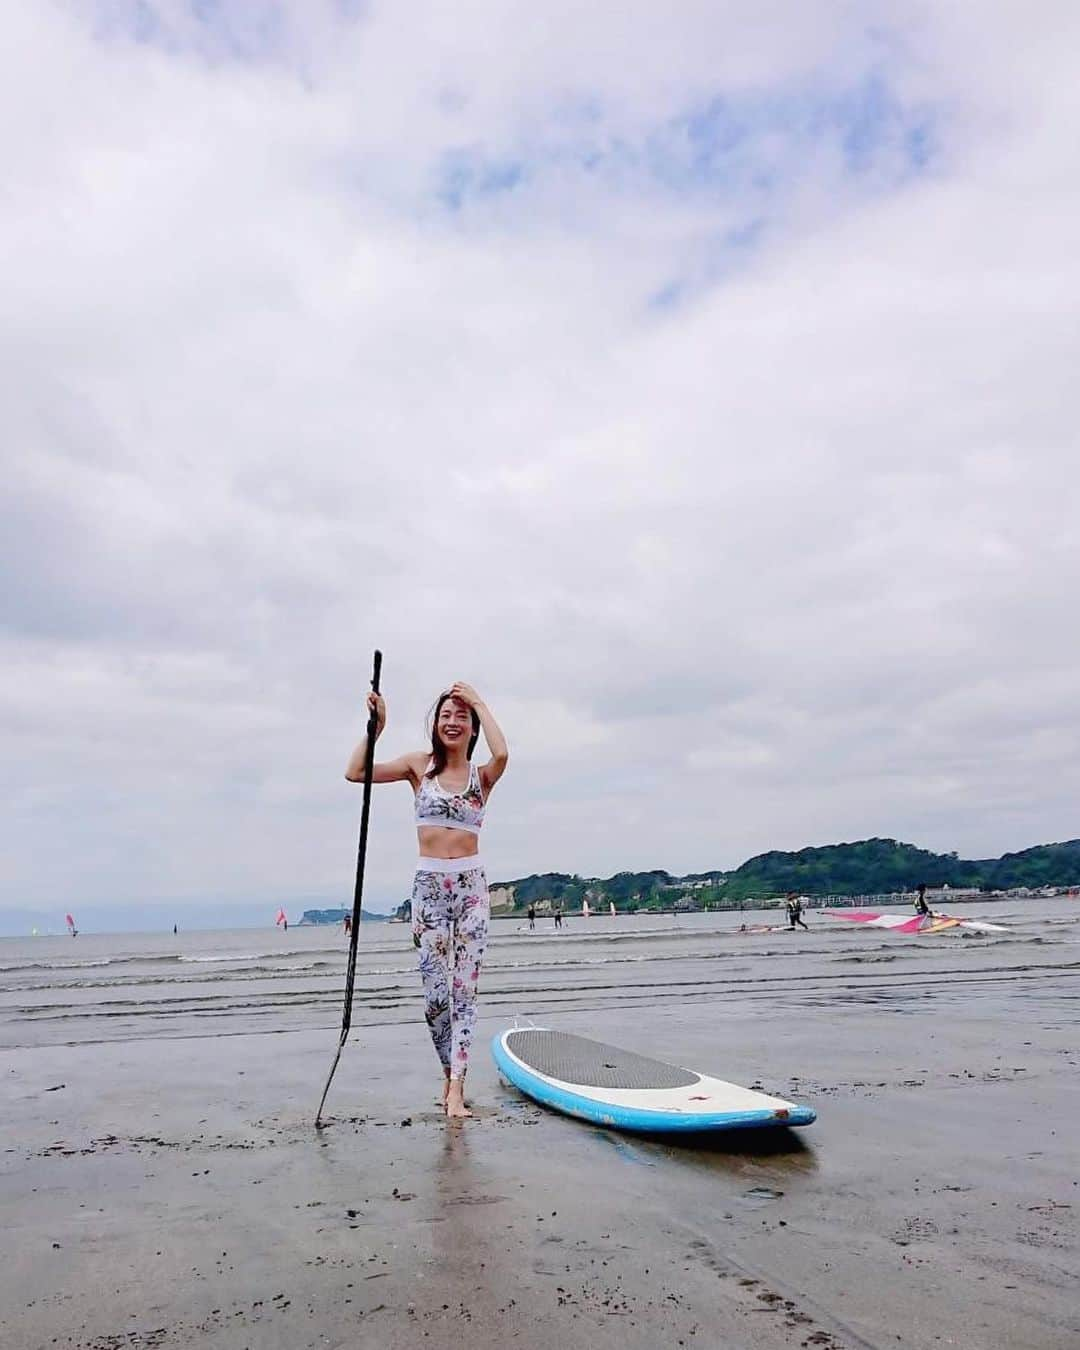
[1,898,1078,1051]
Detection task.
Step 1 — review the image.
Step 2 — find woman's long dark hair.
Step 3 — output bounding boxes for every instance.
[426,692,480,779]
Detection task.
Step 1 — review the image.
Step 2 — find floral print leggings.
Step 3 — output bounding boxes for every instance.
[411,864,490,1079]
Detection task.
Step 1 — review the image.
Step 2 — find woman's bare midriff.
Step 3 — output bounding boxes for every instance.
[416,826,480,861]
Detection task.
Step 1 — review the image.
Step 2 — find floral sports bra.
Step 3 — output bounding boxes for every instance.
[414,760,486,835]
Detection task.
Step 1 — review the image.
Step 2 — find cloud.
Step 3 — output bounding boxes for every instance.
[2,2,1079,919]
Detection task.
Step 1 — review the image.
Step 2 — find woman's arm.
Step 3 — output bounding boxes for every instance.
[450,682,509,793]
[344,693,424,786]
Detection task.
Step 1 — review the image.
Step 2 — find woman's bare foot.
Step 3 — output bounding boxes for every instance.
[439,1074,451,1111]
[445,1078,473,1120]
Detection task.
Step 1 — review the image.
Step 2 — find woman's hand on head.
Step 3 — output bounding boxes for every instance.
[449,681,480,707]
[366,692,387,734]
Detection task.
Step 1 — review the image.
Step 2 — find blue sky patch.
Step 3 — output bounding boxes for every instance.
[86,0,290,64]
[428,67,938,219]
[435,151,528,212]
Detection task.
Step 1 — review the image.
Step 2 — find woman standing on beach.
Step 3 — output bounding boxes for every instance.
[345,682,509,1119]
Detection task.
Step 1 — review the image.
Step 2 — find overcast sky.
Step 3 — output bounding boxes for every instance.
[2,2,1078,927]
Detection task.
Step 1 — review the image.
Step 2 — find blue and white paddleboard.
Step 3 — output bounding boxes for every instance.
[492,1027,816,1133]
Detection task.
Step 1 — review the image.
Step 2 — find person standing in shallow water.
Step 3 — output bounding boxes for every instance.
[345,681,508,1120]
[914,883,932,917]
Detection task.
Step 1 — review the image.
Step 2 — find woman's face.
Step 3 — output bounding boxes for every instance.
[436,696,472,749]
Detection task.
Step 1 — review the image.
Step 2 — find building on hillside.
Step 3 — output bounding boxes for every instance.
[488,885,516,913]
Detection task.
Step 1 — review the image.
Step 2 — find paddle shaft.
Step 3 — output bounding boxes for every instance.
[315,648,382,1126]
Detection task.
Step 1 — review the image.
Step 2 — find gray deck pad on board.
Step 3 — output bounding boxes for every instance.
[505,1029,700,1090]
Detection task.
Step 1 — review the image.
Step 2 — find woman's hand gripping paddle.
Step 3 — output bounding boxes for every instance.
[315,649,382,1127]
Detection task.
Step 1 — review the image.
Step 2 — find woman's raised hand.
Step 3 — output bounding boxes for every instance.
[366,691,387,734]
[449,681,480,707]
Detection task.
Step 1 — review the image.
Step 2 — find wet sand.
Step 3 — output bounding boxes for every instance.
[3,987,1078,1349]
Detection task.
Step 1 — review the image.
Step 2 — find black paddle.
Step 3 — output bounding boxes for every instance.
[315,648,383,1127]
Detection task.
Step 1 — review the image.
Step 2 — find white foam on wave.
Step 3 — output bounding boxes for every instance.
[0,958,115,972]
[179,953,265,963]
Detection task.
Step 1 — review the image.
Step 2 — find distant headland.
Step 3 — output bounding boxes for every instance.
[377,836,1079,922]
[297,908,390,927]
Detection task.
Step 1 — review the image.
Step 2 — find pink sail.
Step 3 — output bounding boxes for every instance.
[824,910,1006,935]
[275,908,287,927]
[826,910,929,933]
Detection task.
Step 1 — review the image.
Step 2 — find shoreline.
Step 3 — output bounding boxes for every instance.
[3,892,1071,942]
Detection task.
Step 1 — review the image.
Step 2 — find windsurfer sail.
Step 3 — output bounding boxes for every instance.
[275,907,288,930]
[65,913,78,937]
[824,910,1008,935]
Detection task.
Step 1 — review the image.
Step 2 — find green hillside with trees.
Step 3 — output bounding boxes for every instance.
[719,836,1080,900]
[719,837,981,901]
[458,838,1080,917]
[982,840,1080,890]
[388,837,1079,920]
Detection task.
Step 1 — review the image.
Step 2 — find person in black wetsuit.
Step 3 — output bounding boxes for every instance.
[914,883,932,917]
[785,892,809,931]
[527,904,536,931]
